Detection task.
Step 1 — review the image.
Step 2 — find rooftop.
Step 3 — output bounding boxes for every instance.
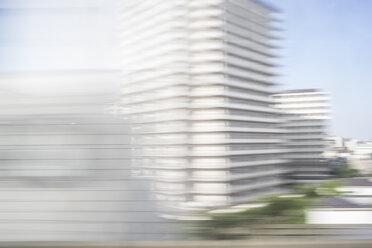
[318,197,366,209]
[343,178,372,187]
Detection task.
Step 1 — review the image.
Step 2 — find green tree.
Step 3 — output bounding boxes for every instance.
[338,163,358,178]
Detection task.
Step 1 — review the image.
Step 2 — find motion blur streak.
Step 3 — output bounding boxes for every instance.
[0,71,180,241]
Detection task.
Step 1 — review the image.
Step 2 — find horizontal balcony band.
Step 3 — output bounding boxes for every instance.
[223,67,275,85]
[284,116,331,121]
[189,170,285,183]
[290,179,331,184]
[284,136,326,140]
[287,149,325,153]
[121,94,189,106]
[190,114,282,123]
[121,38,189,56]
[287,143,325,147]
[189,8,224,19]
[121,115,191,124]
[225,25,279,48]
[284,129,326,134]
[273,91,329,97]
[226,52,276,71]
[293,168,332,173]
[290,174,332,178]
[229,169,291,180]
[122,73,271,94]
[274,99,331,105]
[189,126,284,134]
[224,11,274,38]
[190,138,283,145]
[137,159,290,171]
[129,129,283,135]
[190,92,274,104]
[187,20,275,49]
[224,9,273,32]
[226,50,277,67]
[189,148,289,157]
[190,102,280,113]
[286,155,325,159]
[120,103,189,115]
[190,78,273,93]
[122,56,190,69]
[275,109,331,115]
[228,180,286,195]
[129,149,289,158]
[224,22,276,49]
[123,103,281,116]
[226,64,277,79]
[121,44,189,61]
[287,160,328,165]
[223,1,274,24]
[189,53,276,74]
[274,103,330,109]
[189,159,290,169]
[283,122,326,127]
[190,180,285,195]
[121,81,189,96]
[130,140,283,146]
[225,37,276,58]
[225,58,276,77]
[121,75,190,89]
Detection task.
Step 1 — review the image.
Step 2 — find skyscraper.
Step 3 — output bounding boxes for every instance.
[120,0,288,210]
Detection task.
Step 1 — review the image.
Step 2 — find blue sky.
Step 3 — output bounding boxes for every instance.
[0,0,372,139]
[264,0,372,140]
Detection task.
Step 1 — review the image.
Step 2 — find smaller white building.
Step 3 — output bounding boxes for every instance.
[272,89,331,184]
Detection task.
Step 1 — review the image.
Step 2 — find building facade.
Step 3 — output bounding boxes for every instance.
[0,72,177,241]
[273,89,331,183]
[120,0,289,210]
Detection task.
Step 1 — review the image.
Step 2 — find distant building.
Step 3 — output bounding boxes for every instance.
[345,139,359,152]
[343,140,372,175]
[273,89,331,183]
[119,0,289,210]
[324,136,351,159]
[350,141,372,160]
[325,136,349,149]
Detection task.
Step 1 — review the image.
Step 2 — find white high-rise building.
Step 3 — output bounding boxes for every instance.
[120,0,289,210]
[273,90,331,183]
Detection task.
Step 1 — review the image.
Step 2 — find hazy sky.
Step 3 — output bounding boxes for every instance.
[0,0,121,72]
[264,0,372,140]
[0,0,371,139]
